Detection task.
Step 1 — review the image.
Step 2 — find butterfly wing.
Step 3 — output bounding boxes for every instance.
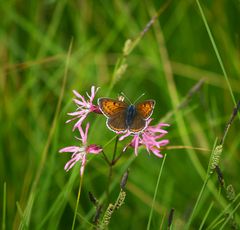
[98,98,128,117]
[107,112,128,132]
[129,113,146,133]
[98,98,128,132]
[129,100,155,133]
[98,98,155,133]
[135,100,155,119]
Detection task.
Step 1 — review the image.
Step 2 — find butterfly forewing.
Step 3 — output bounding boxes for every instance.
[135,100,155,119]
[98,98,128,117]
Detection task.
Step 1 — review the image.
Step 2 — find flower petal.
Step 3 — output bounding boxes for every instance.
[67,86,99,129]
[80,154,87,176]
[119,120,170,158]
[119,131,131,141]
[86,144,102,154]
[59,146,80,153]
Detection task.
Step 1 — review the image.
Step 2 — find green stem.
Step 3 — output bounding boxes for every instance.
[207,192,240,230]
[106,136,119,200]
[112,136,119,163]
[112,150,124,165]
[101,150,111,166]
[71,172,84,230]
[219,201,240,230]
[195,0,236,107]
[2,182,6,230]
[107,167,113,201]
[199,201,214,230]
[147,154,167,230]
[185,174,211,230]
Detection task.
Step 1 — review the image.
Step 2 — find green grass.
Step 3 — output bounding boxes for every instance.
[1,0,240,229]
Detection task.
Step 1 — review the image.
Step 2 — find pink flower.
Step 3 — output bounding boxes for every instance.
[66,86,101,130]
[59,123,102,176]
[119,119,169,158]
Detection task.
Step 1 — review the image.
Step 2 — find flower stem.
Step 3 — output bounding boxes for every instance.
[106,136,119,200]
[71,172,84,230]
[112,135,119,163]
[102,150,111,166]
[112,151,124,165]
[107,166,113,201]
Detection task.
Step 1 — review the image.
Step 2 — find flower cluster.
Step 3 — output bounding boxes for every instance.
[59,85,170,176]
[66,86,101,130]
[59,86,102,176]
[59,123,102,176]
[120,119,169,157]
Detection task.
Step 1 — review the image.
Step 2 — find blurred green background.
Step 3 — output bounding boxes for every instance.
[1,0,240,229]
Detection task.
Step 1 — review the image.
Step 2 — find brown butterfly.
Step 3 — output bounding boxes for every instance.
[98,97,155,133]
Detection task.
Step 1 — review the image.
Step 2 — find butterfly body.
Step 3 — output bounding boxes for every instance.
[98,98,155,133]
[126,105,136,127]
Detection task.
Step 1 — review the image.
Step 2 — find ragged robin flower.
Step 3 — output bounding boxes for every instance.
[119,119,169,157]
[59,123,102,176]
[66,86,101,130]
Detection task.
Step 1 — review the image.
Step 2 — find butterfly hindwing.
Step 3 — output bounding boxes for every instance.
[129,112,146,133]
[107,112,128,132]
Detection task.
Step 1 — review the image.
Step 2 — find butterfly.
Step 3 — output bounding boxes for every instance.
[98,97,155,133]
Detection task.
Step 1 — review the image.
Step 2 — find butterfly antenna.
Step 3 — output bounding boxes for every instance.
[133,93,145,104]
[120,92,132,104]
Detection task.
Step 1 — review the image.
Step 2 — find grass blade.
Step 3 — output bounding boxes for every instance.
[2,182,6,230]
[147,154,167,230]
[195,0,236,106]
